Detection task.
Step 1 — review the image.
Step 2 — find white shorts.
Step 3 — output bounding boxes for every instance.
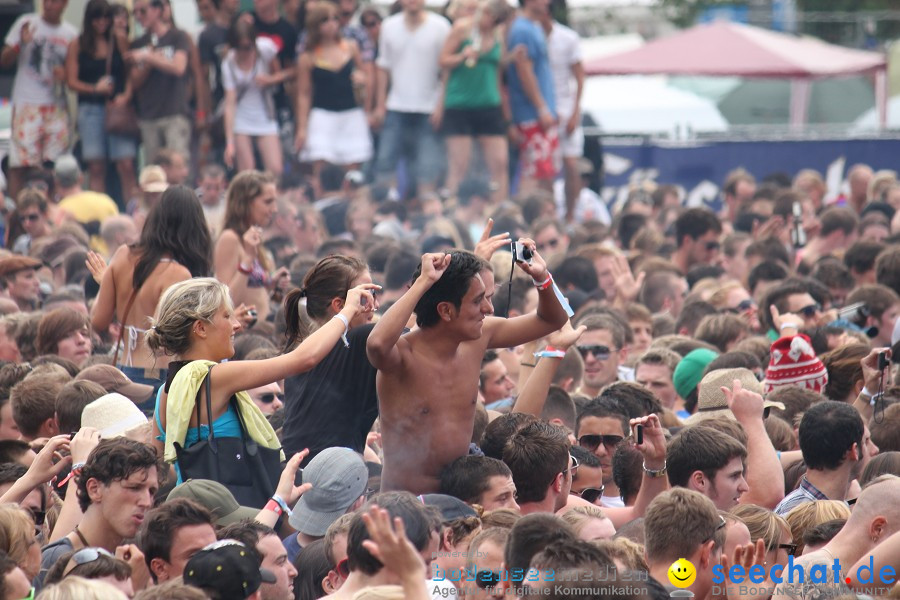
[558,118,585,159]
[301,107,373,164]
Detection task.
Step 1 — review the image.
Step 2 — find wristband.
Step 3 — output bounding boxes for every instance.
[264,499,283,517]
[271,493,292,517]
[58,462,86,488]
[534,275,552,291]
[779,323,799,331]
[237,262,252,275]
[534,349,566,359]
[642,461,667,478]
[196,109,206,121]
[519,362,537,368]
[333,313,350,348]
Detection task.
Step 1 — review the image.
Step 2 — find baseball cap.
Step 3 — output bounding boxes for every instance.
[75,364,154,406]
[139,165,168,193]
[80,393,149,438]
[167,479,259,526]
[184,540,276,599]
[0,255,41,278]
[289,447,368,535]
[54,155,82,188]
[672,348,719,400]
[420,494,477,522]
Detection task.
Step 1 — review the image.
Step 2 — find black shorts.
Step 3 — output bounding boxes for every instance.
[442,106,506,137]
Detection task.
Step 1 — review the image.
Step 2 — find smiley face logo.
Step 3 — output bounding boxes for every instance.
[667,558,696,588]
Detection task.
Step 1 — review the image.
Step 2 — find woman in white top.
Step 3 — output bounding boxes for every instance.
[222,18,291,177]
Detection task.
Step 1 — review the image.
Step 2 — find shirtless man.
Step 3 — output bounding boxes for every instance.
[366,247,568,494]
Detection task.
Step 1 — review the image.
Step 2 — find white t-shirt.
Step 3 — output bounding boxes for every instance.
[221,37,279,135]
[5,15,76,106]
[376,12,450,114]
[547,22,581,120]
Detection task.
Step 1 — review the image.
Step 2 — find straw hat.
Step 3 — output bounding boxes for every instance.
[81,393,148,438]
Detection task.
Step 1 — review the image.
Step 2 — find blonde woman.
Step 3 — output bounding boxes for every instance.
[0,504,40,582]
[37,576,128,600]
[783,500,851,556]
[560,506,615,541]
[730,504,795,566]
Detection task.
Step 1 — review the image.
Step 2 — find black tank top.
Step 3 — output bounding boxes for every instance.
[311,58,357,112]
[78,43,126,104]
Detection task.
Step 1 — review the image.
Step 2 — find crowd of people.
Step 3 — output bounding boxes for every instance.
[4,0,900,597]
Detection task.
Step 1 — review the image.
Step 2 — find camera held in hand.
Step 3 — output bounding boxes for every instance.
[512,241,533,265]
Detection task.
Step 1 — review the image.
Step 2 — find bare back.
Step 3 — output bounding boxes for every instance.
[376,329,489,494]
[96,245,191,369]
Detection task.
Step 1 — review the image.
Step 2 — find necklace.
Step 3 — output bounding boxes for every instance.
[73,525,90,549]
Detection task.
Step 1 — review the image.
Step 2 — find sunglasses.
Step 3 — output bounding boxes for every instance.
[575,486,605,503]
[726,299,755,314]
[20,213,40,223]
[704,514,727,543]
[335,558,349,579]
[578,434,624,452]
[25,508,45,527]
[563,454,579,479]
[798,303,821,318]
[258,392,284,404]
[476,570,502,589]
[776,542,798,556]
[705,240,721,251]
[538,238,560,251]
[63,547,114,577]
[362,19,378,27]
[576,345,613,361]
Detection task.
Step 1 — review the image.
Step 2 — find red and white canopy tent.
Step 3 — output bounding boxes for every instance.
[583,21,889,128]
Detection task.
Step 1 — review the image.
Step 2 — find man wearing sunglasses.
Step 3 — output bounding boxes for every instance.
[367,249,568,494]
[763,279,833,333]
[573,314,628,400]
[574,397,629,508]
[568,446,605,505]
[670,208,723,275]
[248,382,285,416]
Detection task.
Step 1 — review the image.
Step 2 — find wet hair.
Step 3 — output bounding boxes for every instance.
[76,439,162,512]
[132,185,212,290]
[413,251,489,328]
[146,278,233,357]
[283,255,368,350]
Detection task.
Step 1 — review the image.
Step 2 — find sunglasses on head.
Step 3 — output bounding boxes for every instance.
[575,486,605,504]
[258,392,284,404]
[576,345,612,361]
[63,547,114,577]
[562,454,579,479]
[798,303,821,318]
[577,434,624,452]
[476,570,502,589]
[704,514,727,543]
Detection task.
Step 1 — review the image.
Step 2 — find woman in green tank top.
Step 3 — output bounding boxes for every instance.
[438,0,514,204]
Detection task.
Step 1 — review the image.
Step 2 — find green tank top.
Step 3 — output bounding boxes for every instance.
[444,37,502,109]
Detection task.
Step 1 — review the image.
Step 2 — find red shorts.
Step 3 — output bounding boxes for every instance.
[516,121,561,181]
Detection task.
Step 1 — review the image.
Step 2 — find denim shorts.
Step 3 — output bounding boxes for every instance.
[77,102,138,161]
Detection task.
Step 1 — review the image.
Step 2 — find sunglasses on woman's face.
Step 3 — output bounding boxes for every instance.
[259,392,284,404]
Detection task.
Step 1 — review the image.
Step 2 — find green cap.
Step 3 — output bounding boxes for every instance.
[672,348,719,400]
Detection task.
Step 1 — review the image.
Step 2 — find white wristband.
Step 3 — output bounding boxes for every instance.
[333,313,350,348]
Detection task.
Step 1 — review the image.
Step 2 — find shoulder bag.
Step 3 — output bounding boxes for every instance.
[172,364,283,508]
[104,42,140,137]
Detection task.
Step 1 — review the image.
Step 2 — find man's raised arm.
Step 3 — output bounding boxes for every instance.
[366,253,450,371]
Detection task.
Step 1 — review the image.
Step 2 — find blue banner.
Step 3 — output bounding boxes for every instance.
[600,137,900,212]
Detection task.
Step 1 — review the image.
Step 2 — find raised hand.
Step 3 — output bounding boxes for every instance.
[418,253,452,285]
[70,427,101,465]
[234,303,258,330]
[770,305,803,334]
[343,283,381,317]
[630,414,666,468]
[116,544,151,591]
[861,347,891,392]
[20,21,33,45]
[546,321,585,351]
[241,226,263,253]
[512,238,548,282]
[274,450,313,506]
[473,218,512,261]
[361,505,427,582]
[24,435,71,487]
[611,254,644,304]
[721,378,764,423]
[85,251,107,285]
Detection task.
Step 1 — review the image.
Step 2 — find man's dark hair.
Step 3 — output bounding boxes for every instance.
[747,261,789,297]
[493,277,534,317]
[613,443,643,504]
[383,249,419,291]
[346,492,432,576]
[819,207,859,237]
[554,256,598,293]
[703,351,762,376]
[10,374,66,439]
[597,381,661,420]
[616,213,648,250]
[218,520,278,566]
[316,238,358,259]
[413,251,488,328]
[760,279,817,332]
[576,397,629,439]
[541,386,576,431]
[481,412,537,460]
[745,237,791,270]
[674,301,717,336]
[504,514,575,576]
[55,380,106,436]
[439,456,513,505]
[844,240,886,277]
[0,463,27,488]
[528,540,620,599]
[77,439,162,512]
[686,264,725,289]
[674,208,721,248]
[639,271,682,314]
[667,427,747,488]
[811,259,854,292]
[0,441,31,466]
[846,284,899,320]
[502,421,570,505]
[765,386,820,426]
[875,246,900,296]
[798,401,864,471]
[802,519,845,550]
[141,498,215,582]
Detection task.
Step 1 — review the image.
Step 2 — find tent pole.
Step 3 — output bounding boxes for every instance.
[789,78,811,131]
[876,68,887,130]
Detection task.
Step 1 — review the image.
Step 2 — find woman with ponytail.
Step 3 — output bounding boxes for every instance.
[282,255,381,465]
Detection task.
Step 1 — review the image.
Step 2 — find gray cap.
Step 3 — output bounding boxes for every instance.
[53,155,82,188]
[289,447,368,535]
